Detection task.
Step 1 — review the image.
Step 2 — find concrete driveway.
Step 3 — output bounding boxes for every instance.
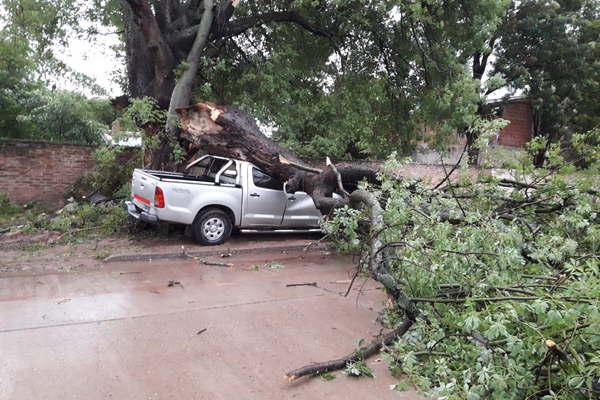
[0,245,421,400]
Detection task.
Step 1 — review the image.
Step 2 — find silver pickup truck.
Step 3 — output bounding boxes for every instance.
[126,155,322,244]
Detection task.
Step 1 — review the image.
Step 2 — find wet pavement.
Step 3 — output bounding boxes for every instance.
[0,247,422,399]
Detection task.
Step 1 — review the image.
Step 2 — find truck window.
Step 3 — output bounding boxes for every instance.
[208,158,228,178]
[252,168,282,190]
[219,162,237,184]
[186,158,211,177]
[186,157,231,182]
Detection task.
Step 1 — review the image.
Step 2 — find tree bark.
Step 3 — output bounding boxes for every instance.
[124,0,177,108]
[166,0,225,138]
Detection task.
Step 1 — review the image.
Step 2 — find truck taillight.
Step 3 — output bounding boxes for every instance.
[154,186,165,208]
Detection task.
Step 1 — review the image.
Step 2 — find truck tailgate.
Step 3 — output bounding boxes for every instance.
[131,169,157,210]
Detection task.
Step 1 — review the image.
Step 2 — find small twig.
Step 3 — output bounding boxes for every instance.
[303,233,330,252]
[344,268,361,297]
[433,142,467,190]
[493,286,537,296]
[196,328,207,335]
[201,260,233,267]
[440,156,466,218]
[411,350,450,357]
[286,282,317,287]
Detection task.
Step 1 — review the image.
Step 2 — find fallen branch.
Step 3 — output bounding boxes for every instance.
[286,282,317,287]
[285,318,414,381]
[201,259,233,267]
[410,296,595,304]
[287,189,418,381]
[327,157,350,197]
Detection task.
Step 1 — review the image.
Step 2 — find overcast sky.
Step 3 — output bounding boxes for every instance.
[46,20,518,102]
[55,31,123,98]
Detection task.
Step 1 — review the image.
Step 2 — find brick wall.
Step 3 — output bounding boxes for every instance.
[497,102,533,147]
[0,139,96,209]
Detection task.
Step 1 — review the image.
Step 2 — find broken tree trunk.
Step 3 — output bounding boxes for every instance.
[176,102,381,214]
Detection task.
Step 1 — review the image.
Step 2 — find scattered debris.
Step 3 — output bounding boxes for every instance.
[56,202,78,215]
[220,252,232,258]
[317,372,336,381]
[201,259,233,267]
[329,279,352,284]
[196,328,207,335]
[57,298,71,304]
[286,282,317,287]
[264,262,284,270]
[88,193,109,205]
[167,280,183,288]
[119,271,141,275]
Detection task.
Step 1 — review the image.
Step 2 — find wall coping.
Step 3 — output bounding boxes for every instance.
[0,138,98,148]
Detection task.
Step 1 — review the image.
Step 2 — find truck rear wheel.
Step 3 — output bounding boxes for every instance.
[192,208,233,245]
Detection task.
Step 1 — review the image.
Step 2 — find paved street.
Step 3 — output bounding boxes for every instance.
[0,247,421,400]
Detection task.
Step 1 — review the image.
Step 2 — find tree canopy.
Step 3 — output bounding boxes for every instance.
[494,0,600,159]
[1,0,598,159]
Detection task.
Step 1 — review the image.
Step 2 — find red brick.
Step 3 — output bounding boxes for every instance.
[496,102,533,147]
[0,139,96,209]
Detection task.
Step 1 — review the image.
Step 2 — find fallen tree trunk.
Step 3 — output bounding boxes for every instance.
[176,102,381,214]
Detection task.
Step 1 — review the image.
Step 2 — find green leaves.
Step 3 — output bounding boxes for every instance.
[327,152,599,398]
[344,360,374,378]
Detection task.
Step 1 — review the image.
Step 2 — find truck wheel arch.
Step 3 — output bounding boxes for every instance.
[194,205,236,227]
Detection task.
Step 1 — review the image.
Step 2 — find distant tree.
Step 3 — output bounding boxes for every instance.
[16,89,116,144]
[0,32,38,136]
[494,0,600,165]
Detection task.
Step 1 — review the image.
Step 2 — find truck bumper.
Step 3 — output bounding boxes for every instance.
[125,201,159,224]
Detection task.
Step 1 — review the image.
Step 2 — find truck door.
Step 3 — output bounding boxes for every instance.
[243,167,286,227]
[281,191,322,228]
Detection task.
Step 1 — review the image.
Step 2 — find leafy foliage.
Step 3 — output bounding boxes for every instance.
[44,202,128,236]
[68,144,140,199]
[326,144,599,398]
[0,32,39,136]
[12,89,115,144]
[187,0,511,158]
[344,360,375,378]
[494,0,600,153]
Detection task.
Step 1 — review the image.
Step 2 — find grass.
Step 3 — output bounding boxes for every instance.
[0,193,45,227]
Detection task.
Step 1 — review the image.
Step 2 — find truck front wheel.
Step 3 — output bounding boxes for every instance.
[192,208,233,245]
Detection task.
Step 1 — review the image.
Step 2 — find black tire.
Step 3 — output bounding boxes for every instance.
[192,208,233,245]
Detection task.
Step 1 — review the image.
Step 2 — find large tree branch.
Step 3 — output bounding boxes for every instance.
[165,0,218,136]
[222,10,333,39]
[168,10,332,48]
[152,0,183,31]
